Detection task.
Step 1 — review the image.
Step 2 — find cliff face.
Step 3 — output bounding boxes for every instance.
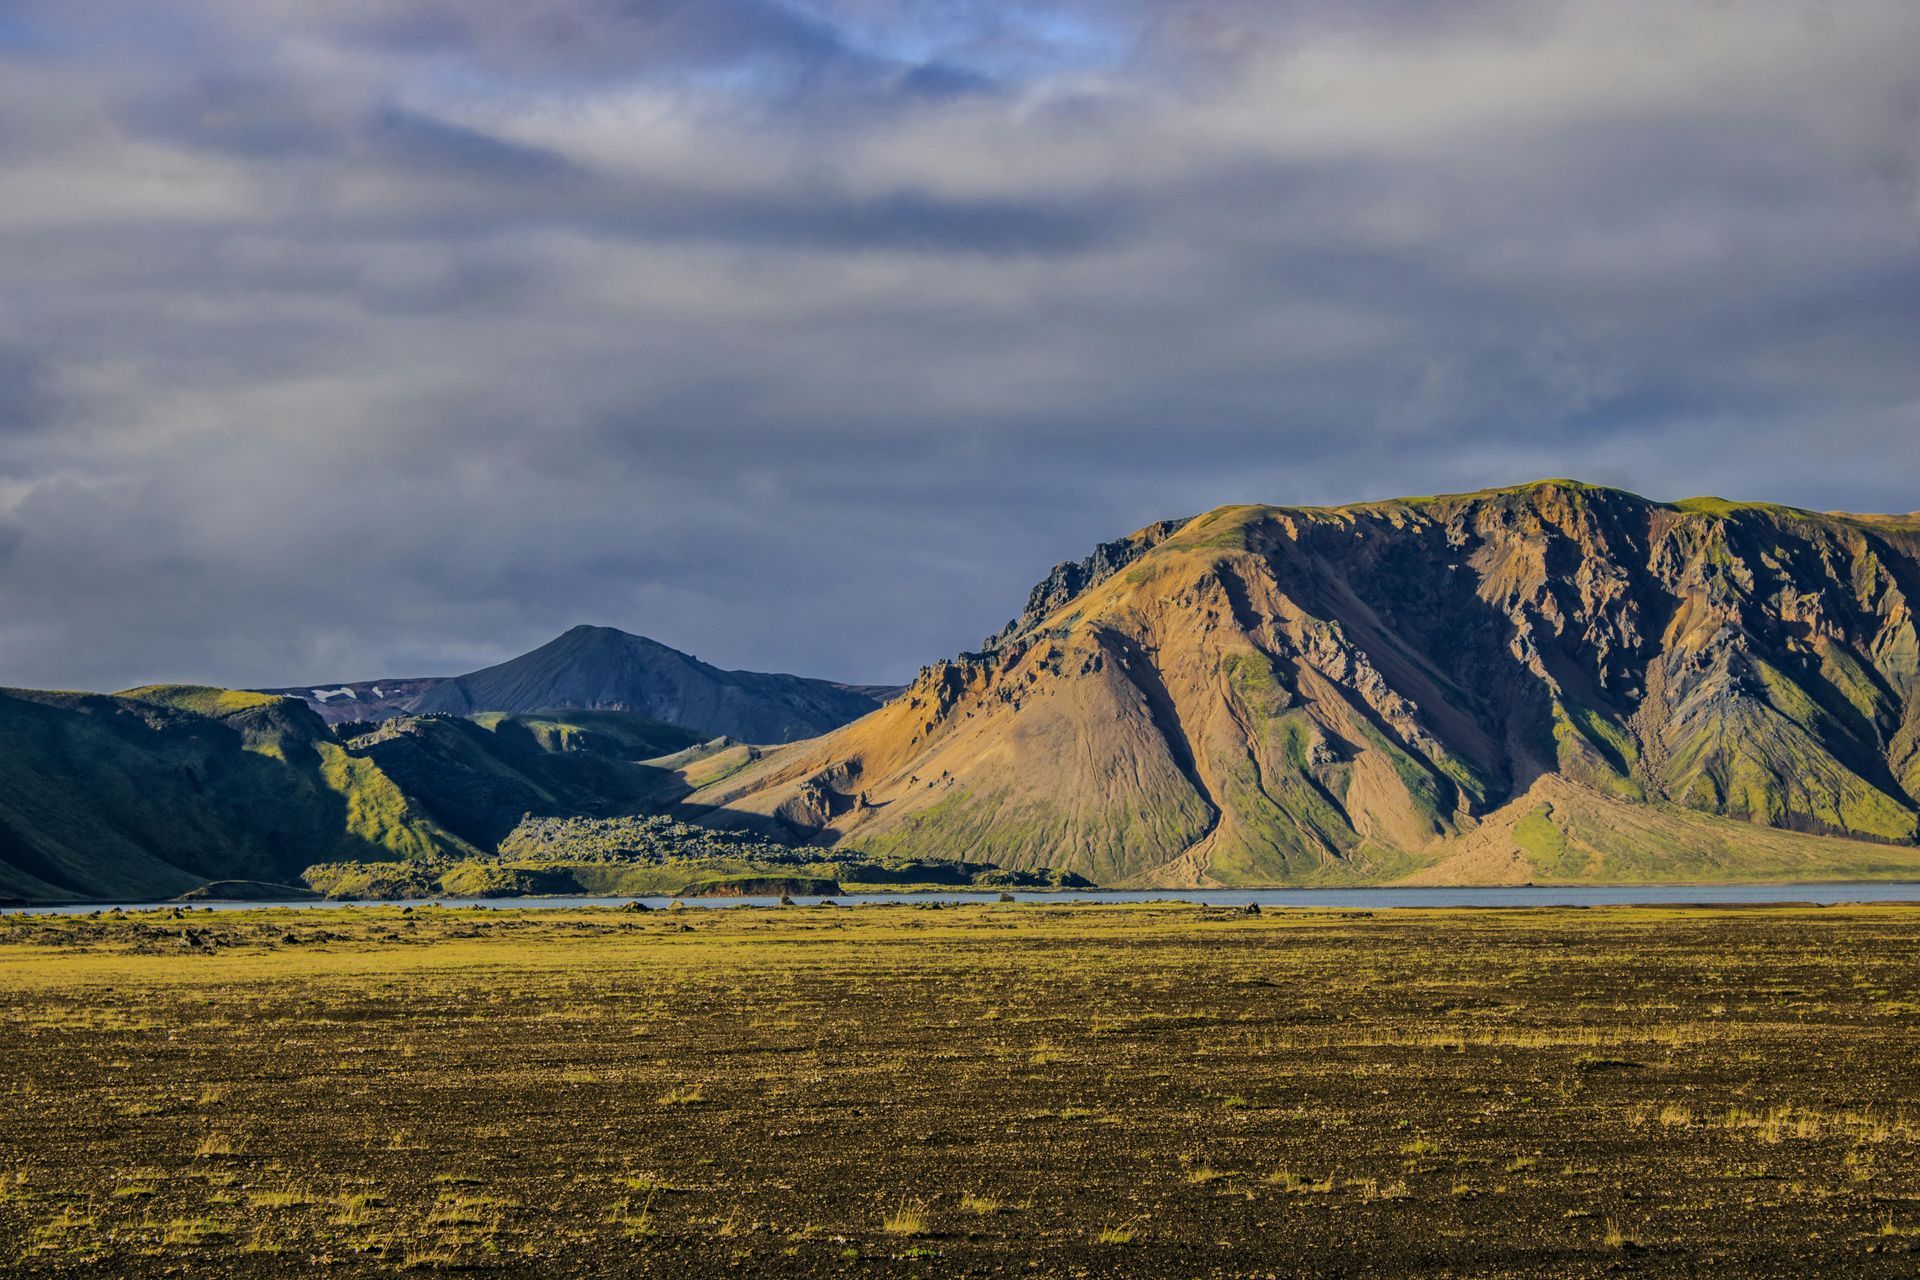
[688,482,1920,885]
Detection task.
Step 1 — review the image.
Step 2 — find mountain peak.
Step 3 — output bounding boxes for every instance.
[556,623,644,641]
[264,626,891,742]
[542,624,677,658]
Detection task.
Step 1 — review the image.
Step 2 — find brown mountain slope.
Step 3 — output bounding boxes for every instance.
[684,481,1920,885]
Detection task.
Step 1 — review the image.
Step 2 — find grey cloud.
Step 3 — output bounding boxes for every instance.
[320,0,859,77]
[0,0,1914,694]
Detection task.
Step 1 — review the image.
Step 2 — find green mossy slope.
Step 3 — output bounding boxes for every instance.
[0,687,464,900]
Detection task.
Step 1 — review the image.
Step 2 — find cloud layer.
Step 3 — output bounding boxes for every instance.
[1,0,1916,690]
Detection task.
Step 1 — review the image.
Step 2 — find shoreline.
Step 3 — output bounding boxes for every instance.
[12,877,1920,913]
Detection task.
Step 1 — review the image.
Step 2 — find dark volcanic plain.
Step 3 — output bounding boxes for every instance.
[4,903,1920,1276]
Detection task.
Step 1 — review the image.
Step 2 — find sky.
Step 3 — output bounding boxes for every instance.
[1,0,1916,691]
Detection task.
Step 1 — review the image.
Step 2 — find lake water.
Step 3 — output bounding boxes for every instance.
[11,881,1920,915]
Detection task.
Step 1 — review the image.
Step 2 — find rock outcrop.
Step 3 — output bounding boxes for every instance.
[980,518,1190,653]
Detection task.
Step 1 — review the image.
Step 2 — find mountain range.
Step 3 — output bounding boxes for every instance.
[682,481,1920,886]
[8,478,1920,902]
[262,624,894,743]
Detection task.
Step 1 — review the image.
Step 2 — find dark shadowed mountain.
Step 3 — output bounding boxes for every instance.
[0,686,467,901]
[685,481,1920,887]
[264,625,897,743]
[0,686,704,901]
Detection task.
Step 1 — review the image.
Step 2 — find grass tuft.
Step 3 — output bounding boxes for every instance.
[882,1198,928,1235]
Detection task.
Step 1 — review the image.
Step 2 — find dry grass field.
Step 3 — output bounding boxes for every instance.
[4,901,1920,1276]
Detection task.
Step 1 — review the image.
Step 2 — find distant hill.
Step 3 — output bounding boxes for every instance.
[0,688,702,901]
[686,481,1920,886]
[263,625,895,744]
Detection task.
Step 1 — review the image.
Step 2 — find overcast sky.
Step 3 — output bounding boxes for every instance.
[1,0,1916,691]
